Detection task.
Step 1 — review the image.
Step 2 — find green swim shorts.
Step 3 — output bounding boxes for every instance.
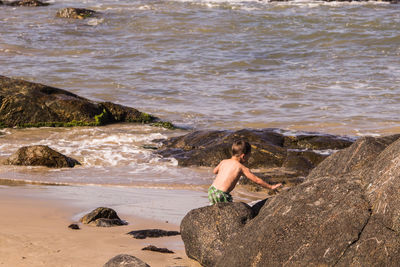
[208,185,233,205]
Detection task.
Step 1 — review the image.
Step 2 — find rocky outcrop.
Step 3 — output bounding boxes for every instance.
[56,8,98,19]
[4,145,80,168]
[157,129,353,188]
[5,0,49,6]
[180,134,400,266]
[180,202,254,266]
[103,254,150,267]
[0,76,162,128]
[80,207,127,227]
[141,245,174,254]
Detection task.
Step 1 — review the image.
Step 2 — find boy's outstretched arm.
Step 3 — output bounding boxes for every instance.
[241,166,282,190]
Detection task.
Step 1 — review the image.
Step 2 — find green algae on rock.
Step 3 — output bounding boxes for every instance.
[56,8,97,19]
[0,76,172,129]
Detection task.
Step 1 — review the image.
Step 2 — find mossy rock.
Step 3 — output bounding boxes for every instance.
[56,8,98,19]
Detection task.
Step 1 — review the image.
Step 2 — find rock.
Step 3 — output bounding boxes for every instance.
[141,245,174,254]
[0,75,160,128]
[94,218,127,227]
[180,202,254,266]
[80,207,126,226]
[127,229,180,239]
[6,0,49,6]
[56,8,98,19]
[181,134,400,266]
[103,254,150,267]
[4,145,80,168]
[157,128,353,189]
[215,178,371,267]
[68,223,80,230]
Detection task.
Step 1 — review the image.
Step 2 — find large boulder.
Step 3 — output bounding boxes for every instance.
[0,76,159,128]
[181,134,400,266]
[4,145,80,168]
[103,254,149,267]
[157,128,353,188]
[180,202,254,266]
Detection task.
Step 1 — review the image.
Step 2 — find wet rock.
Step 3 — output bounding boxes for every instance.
[80,207,127,227]
[0,75,159,128]
[142,245,174,254]
[94,218,127,227]
[180,202,254,266]
[157,128,353,189]
[68,223,80,230]
[56,8,97,19]
[127,229,180,239]
[4,145,80,168]
[103,254,150,267]
[6,0,49,6]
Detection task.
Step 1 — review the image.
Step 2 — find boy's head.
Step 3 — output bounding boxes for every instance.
[232,140,251,162]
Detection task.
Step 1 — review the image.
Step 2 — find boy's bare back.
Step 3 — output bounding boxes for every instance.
[212,158,244,193]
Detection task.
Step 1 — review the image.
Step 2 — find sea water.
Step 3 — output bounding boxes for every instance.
[0,0,399,219]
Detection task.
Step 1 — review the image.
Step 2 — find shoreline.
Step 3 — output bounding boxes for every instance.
[0,185,202,267]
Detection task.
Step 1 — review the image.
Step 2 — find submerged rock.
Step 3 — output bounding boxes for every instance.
[103,254,150,267]
[6,0,49,6]
[68,223,80,230]
[157,128,353,188]
[127,229,180,239]
[56,8,98,19]
[80,207,127,227]
[0,75,161,128]
[181,134,400,266]
[4,145,80,168]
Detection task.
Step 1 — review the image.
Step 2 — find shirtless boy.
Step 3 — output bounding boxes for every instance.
[208,140,282,205]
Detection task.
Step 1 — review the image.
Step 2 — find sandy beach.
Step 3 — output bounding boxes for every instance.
[0,185,202,267]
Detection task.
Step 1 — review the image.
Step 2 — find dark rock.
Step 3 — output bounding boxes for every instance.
[250,198,268,217]
[142,245,174,254]
[94,218,127,227]
[180,202,254,266]
[158,128,353,190]
[215,178,371,267]
[307,135,400,180]
[0,76,158,128]
[68,223,80,230]
[6,0,49,6]
[56,8,97,19]
[4,145,80,168]
[103,254,150,267]
[127,229,180,239]
[80,207,126,227]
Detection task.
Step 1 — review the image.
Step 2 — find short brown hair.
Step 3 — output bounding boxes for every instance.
[232,140,251,156]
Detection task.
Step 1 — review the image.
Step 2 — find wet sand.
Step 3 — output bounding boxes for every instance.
[0,186,202,267]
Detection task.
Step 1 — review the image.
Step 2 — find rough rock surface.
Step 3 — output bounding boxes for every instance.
[80,207,127,227]
[0,75,157,128]
[181,134,400,266]
[141,245,174,254]
[56,8,97,19]
[4,145,80,168]
[180,202,254,266]
[157,128,353,187]
[103,254,149,267]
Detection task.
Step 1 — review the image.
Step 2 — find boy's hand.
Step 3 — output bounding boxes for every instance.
[270,183,282,190]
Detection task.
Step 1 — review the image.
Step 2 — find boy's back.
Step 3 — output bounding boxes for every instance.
[211,158,243,193]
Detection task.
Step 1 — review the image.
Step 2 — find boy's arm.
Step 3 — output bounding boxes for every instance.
[241,166,282,190]
[213,162,222,174]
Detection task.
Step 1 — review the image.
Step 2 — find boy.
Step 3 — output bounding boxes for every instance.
[208,139,282,205]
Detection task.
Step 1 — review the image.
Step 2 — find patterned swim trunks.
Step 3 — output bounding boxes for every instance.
[208,185,233,205]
